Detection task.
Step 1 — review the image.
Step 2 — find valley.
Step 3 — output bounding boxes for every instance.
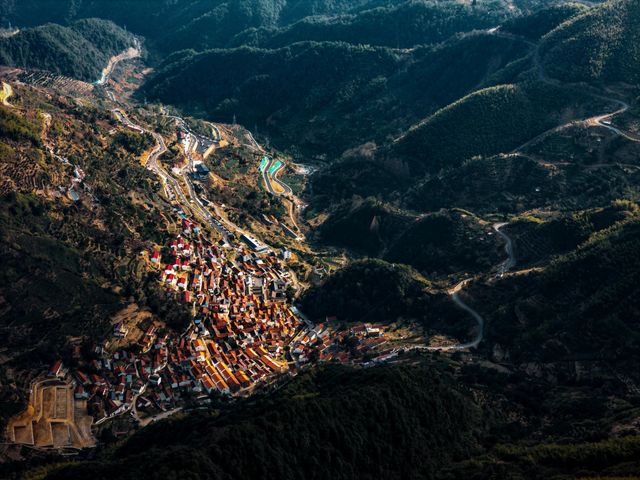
[1,1,640,479]
[1,45,500,450]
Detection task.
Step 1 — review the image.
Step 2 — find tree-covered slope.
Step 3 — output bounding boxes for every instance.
[230,0,518,49]
[540,0,640,84]
[143,33,529,157]
[503,202,636,265]
[389,81,604,173]
[0,0,535,53]
[501,2,587,40]
[318,200,501,276]
[301,259,435,323]
[479,211,640,362]
[319,198,414,255]
[21,364,480,480]
[0,19,135,81]
[0,0,389,52]
[384,210,502,276]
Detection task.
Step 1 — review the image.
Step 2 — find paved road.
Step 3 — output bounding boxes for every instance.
[261,156,279,195]
[272,162,293,195]
[246,131,264,153]
[261,155,293,196]
[494,222,516,275]
[113,109,189,208]
[421,223,516,351]
[482,27,640,152]
[139,406,183,427]
[212,124,221,141]
[168,114,238,241]
[590,98,640,142]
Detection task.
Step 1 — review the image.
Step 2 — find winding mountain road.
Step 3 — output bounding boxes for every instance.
[589,99,640,142]
[260,155,293,196]
[113,109,187,207]
[421,27,638,352]
[424,223,516,351]
[494,222,516,275]
[482,27,640,153]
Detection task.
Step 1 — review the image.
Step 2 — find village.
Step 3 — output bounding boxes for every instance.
[7,198,404,450]
[4,58,406,447]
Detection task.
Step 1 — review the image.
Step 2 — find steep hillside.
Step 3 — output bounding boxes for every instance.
[0,19,135,81]
[389,81,606,174]
[143,33,529,157]
[384,211,502,276]
[0,0,539,53]
[0,0,388,52]
[319,198,414,255]
[0,86,187,432]
[474,212,640,362]
[231,0,517,49]
[9,363,481,480]
[154,0,385,52]
[319,201,501,276]
[540,0,640,84]
[11,356,640,479]
[405,150,640,215]
[504,202,636,265]
[501,2,587,40]
[301,259,435,324]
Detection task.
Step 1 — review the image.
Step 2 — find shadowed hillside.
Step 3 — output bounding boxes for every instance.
[540,0,640,83]
[0,19,135,81]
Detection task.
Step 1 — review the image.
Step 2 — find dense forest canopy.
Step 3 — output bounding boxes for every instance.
[0,18,135,81]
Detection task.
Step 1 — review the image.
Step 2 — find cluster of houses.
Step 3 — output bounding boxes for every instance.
[149,223,298,394]
[56,213,304,423]
[45,210,404,428]
[290,321,397,366]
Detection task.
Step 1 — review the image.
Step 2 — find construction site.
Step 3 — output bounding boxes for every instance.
[6,378,95,451]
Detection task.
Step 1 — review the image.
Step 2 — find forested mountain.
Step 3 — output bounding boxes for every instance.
[0,19,135,81]
[319,199,502,276]
[13,364,484,480]
[229,1,516,49]
[3,1,640,479]
[478,206,640,362]
[136,0,639,184]
[540,0,640,83]
[501,2,587,39]
[301,258,435,323]
[388,81,603,173]
[143,32,529,157]
[0,0,545,53]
